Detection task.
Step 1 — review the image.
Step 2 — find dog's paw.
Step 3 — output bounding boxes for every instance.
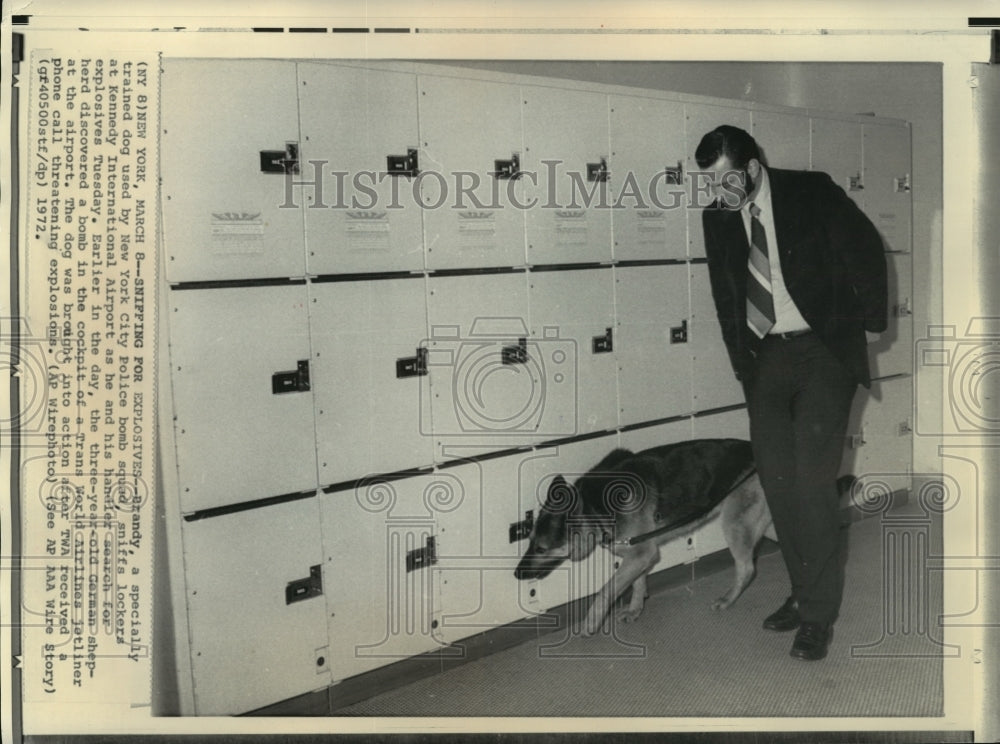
[616,607,643,624]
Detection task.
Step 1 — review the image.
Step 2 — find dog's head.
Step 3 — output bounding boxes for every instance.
[514,474,598,581]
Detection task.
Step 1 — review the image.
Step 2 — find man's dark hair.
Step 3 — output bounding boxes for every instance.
[695,125,764,170]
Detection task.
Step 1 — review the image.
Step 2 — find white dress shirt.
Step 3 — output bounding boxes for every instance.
[741,167,811,334]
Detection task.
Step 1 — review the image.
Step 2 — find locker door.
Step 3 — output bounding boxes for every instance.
[609,95,688,261]
[519,436,621,614]
[811,117,864,206]
[855,377,914,482]
[435,456,540,645]
[689,264,746,412]
[160,60,305,282]
[426,273,541,460]
[869,252,914,379]
[751,109,811,171]
[685,103,752,259]
[419,75,527,270]
[169,285,317,513]
[619,419,697,574]
[310,277,434,487]
[298,63,424,274]
[863,122,912,253]
[522,86,612,264]
[528,268,618,437]
[614,265,693,425]
[322,474,447,682]
[690,408,750,442]
[183,498,330,715]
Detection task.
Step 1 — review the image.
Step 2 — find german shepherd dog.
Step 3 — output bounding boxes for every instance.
[514,439,775,636]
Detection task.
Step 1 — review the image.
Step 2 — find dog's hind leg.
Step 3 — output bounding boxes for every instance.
[712,477,771,611]
[583,544,658,636]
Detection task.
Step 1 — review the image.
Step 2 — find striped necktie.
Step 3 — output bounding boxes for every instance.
[746,202,775,338]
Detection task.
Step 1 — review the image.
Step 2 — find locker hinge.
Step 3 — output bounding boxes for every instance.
[509,510,535,543]
[849,173,864,192]
[406,536,437,572]
[286,564,323,605]
[670,319,688,344]
[894,174,911,193]
[396,347,428,378]
[664,161,684,185]
[386,148,419,178]
[260,142,300,174]
[272,360,311,394]
[587,157,609,183]
[502,337,529,365]
[493,153,522,180]
[592,327,614,354]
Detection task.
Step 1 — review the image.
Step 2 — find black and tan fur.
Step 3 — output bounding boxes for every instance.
[514,438,776,636]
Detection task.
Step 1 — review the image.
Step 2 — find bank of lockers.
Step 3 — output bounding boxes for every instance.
[160,59,914,715]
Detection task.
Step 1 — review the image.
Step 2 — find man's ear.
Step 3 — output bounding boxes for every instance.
[746,157,762,181]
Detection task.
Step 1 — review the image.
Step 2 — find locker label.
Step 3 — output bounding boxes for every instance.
[587,157,609,183]
[493,153,521,180]
[671,320,689,344]
[509,510,535,543]
[210,212,265,255]
[502,337,529,365]
[386,148,419,177]
[259,142,300,174]
[396,348,428,378]
[406,536,437,572]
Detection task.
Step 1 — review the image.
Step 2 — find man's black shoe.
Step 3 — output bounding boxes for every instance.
[762,597,801,632]
[790,622,832,661]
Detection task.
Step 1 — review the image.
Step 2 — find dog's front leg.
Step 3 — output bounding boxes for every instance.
[582,545,657,636]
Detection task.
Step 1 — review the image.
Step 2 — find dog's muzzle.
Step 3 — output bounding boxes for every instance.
[514,550,563,581]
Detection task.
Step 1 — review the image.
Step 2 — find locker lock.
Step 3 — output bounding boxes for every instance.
[587,157,609,183]
[493,153,522,180]
[849,173,864,192]
[894,174,911,193]
[509,510,535,543]
[406,536,437,572]
[272,360,311,394]
[894,298,913,317]
[286,565,323,605]
[396,347,428,378]
[386,148,420,178]
[670,320,689,344]
[502,337,529,365]
[259,142,300,175]
[592,328,614,354]
[664,161,684,186]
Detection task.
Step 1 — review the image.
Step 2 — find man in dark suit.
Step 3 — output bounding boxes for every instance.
[695,125,888,661]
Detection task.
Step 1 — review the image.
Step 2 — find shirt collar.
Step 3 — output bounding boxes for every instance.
[746,165,771,215]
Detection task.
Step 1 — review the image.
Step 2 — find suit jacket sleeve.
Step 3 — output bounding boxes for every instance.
[817,173,889,333]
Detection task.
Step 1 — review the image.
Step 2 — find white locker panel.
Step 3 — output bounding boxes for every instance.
[160,60,305,282]
[310,277,434,486]
[615,265,693,425]
[810,117,864,206]
[619,419,698,573]
[685,103,752,259]
[298,63,424,274]
[609,95,688,261]
[321,474,446,681]
[869,252,914,379]
[419,75,527,270]
[528,269,618,436]
[751,109,811,170]
[435,455,541,645]
[169,285,317,512]
[689,264,746,413]
[522,86,613,265]
[182,498,329,715]
[863,122,912,253]
[520,436,621,614]
[854,377,913,481]
[425,272,540,459]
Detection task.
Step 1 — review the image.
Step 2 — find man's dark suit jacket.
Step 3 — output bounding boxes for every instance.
[701,167,889,389]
